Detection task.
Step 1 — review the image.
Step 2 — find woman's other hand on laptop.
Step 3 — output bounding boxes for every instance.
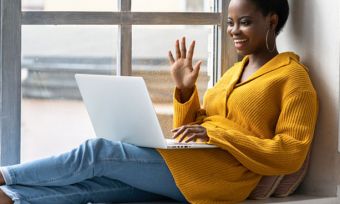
[168,37,203,103]
[171,124,209,143]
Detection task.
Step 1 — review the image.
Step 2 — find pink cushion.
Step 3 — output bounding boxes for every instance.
[248,175,284,200]
[273,153,311,197]
[248,153,311,200]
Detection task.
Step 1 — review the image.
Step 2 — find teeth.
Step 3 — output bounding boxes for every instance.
[234,39,247,43]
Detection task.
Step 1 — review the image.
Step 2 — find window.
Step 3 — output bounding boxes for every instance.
[0,0,233,165]
[21,25,117,161]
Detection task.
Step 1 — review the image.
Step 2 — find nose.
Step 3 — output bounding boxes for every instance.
[228,24,241,36]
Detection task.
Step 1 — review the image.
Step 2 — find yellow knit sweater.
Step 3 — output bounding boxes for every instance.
[157,52,318,204]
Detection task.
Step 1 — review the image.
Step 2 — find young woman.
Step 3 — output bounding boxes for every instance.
[0,0,318,203]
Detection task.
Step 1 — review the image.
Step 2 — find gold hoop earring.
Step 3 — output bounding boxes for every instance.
[266,29,276,53]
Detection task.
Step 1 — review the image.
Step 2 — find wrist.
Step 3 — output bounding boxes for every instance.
[177,86,195,103]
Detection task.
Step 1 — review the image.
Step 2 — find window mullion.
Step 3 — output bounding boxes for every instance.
[131,12,220,25]
[117,0,132,76]
[117,24,132,76]
[0,0,21,165]
[22,12,221,25]
[118,0,131,12]
[219,0,238,77]
[21,12,123,25]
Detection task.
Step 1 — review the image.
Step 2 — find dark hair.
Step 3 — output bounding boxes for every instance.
[248,0,289,35]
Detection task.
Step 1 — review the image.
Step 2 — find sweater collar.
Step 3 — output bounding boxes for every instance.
[234,52,300,87]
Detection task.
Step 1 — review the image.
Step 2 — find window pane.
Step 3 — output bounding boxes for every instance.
[22,0,118,11]
[132,0,214,12]
[132,25,213,138]
[21,25,117,162]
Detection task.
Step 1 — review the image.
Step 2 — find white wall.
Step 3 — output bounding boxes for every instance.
[277,0,340,196]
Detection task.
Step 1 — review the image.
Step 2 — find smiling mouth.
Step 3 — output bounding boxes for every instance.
[234,39,247,44]
[233,39,248,49]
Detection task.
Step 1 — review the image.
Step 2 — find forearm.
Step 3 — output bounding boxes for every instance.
[207,126,312,175]
[173,86,205,127]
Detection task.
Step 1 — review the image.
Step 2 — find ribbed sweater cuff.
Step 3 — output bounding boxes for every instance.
[173,86,201,127]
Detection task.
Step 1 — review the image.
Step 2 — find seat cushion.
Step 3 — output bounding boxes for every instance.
[272,153,311,197]
[248,175,284,200]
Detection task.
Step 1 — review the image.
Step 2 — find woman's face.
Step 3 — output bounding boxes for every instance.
[227,0,272,56]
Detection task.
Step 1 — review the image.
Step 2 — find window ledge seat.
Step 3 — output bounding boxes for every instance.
[94,195,339,204]
[244,195,338,204]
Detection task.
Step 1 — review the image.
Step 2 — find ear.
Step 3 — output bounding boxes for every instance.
[269,13,279,31]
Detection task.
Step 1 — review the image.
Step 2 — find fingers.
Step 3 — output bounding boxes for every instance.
[187,40,195,61]
[178,127,199,143]
[192,60,202,77]
[168,51,175,64]
[173,37,194,60]
[171,127,181,133]
[175,40,181,59]
[172,125,189,139]
[171,124,194,132]
[181,37,187,58]
[172,125,205,143]
[185,133,204,143]
[172,125,199,139]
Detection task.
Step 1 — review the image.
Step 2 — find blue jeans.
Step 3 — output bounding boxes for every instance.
[0,138,187,204]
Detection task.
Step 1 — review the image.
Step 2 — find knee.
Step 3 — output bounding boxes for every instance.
[82,138,124,154]
[83,138,110,151]
[79,139,131,164]
[76,138,112,163]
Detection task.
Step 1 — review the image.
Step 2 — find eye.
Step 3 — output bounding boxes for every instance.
[240,20,251,26]
[227,20,234,26]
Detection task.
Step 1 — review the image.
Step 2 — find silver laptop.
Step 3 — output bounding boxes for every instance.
[75,74,217,149]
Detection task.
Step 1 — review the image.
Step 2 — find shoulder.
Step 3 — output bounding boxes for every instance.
[283,56,315,90]
[277,54,317,100]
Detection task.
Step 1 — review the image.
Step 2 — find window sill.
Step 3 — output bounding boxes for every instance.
[94,195,339,204]
[243,195,338,204]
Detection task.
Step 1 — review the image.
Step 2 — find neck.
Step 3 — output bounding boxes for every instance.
[248,48,279,69]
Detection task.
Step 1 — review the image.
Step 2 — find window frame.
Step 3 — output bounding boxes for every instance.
[0,0,236,165]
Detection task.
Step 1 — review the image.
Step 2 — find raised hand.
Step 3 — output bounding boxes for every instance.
[168,37,202,92]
